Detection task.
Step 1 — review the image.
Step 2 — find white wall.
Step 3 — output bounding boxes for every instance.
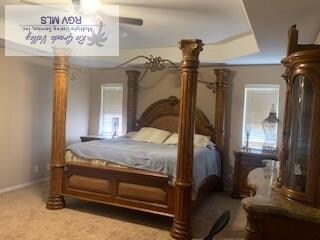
[0,48,90,190]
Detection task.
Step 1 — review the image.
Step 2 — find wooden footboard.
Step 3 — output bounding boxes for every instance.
[62,163,220,217]
[62,164,175,217]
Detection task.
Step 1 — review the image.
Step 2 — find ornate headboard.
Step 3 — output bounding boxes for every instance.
[126,68,230,152]
[135,96,216,141]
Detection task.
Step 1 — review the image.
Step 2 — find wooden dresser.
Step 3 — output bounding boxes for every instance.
[231,149,277,199]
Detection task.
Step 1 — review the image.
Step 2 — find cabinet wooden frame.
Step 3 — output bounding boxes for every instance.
[279,25,320,207]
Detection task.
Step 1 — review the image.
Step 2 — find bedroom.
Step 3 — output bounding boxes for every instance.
[1,0,320,239]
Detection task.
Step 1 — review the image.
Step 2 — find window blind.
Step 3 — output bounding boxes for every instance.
[100,84,124,138]
[242,85,280,149]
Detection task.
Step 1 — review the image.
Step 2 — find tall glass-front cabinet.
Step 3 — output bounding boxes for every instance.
[279,25,320,207]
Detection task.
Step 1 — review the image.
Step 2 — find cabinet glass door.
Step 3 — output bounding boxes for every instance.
[284,75,314,193]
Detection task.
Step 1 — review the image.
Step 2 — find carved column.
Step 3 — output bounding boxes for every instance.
[213,69,230,192]
[213,69,230,151]
[171,39,203,240]
[47,50,69,210]
[126,70,140,132]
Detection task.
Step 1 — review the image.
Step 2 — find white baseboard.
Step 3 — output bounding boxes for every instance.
[0,177,49,194]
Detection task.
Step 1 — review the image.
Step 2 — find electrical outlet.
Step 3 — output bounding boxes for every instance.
[34,165,39,173]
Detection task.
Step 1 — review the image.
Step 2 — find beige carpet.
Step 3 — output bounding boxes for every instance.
[0,182,245,240]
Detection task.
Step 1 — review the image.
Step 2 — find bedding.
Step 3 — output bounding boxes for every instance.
[66,137,221,190]
[131,127,171,144]
[163,133,215,148]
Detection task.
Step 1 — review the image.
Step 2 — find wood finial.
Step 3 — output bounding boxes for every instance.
[214,69,230,86]
[126,70,141,82]
[287,25,298,56]
[179,39,204,65]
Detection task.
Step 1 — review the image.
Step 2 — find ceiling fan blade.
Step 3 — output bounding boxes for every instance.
[119,17,143,26]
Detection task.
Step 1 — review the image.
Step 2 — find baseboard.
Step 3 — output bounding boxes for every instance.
[0,177,49,194]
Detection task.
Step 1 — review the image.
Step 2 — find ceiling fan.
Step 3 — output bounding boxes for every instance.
[20,0,144,26]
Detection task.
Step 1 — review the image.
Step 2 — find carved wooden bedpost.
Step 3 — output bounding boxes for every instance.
[171,39,203,240]
[213,69,230,151]
[126,70,140,132]
[213,69,230,192]
[47,50,69,210]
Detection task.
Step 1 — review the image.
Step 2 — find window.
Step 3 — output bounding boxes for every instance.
[242,84,280,149]
[99,83,124,138]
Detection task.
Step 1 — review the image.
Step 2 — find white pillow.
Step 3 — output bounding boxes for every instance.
[131,127,171,144]
[163,133,179,145]
[163,133,214,148]
[194,134,211,148]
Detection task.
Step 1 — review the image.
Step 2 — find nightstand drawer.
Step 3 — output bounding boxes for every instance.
[231,149,278,199]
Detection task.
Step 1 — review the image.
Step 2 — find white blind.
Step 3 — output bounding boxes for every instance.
[100,84,123,138]
[242,85,280,149]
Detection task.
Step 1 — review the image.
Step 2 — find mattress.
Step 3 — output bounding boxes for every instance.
[65,137,221,191]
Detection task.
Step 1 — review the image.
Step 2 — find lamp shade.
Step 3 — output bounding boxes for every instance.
[262,104,279,151]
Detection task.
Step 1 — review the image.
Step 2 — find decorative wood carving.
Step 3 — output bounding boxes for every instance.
[47,50,69,210]
[171,39,203,240]
[126,70,140,132]
[136,96,216,140]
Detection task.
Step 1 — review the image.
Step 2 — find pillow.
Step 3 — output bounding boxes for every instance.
[163,133,214,148]
[193,134,211,148]
[126,131,137,138]
[163,133,179,145]
[131,127,171,144]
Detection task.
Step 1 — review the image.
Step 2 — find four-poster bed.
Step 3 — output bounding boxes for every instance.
[47,40,230,240]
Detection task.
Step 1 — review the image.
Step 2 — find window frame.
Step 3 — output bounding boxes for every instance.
[99,83,124,137]
[242,84,280,150]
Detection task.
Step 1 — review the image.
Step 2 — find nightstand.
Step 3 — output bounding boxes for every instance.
[231,149,278,199]
[80,135,107,142]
